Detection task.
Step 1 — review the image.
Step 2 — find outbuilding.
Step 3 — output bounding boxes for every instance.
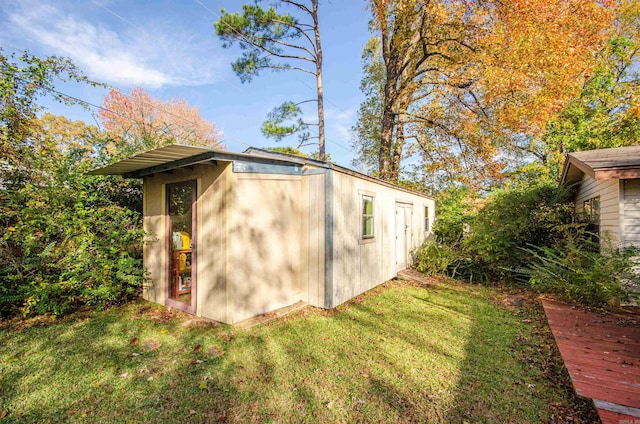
[561,145,640,249]
[92,145,435,324]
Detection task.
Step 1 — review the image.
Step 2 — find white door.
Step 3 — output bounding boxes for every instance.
[395,204,412,271]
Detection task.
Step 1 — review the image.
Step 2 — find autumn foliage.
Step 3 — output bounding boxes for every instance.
[99,87,222,158]
[362,0,617,188]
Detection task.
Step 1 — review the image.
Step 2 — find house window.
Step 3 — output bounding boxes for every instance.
[424,206,430,233]
[583,196,600,222]
[362,195,374,238]
[583,196,601,248]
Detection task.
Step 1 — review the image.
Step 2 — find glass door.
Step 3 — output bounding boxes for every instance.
[166,180,196,313]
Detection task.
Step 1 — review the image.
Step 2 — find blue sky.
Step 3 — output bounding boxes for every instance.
[0,0,373,167]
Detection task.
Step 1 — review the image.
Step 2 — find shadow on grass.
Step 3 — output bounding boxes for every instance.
[0,279,599,423]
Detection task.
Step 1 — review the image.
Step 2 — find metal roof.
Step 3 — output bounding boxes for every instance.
[89,143,434,199]
[89,144,309,177]
[90,145,217,176]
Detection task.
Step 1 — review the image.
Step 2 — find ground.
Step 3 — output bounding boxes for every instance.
[0,276,598,423]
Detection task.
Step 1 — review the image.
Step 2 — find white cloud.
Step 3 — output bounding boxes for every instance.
[4,0,223,88]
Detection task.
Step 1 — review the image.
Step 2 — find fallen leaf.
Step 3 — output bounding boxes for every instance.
[0,409,8,418]
[207,345,225,358]
[190,409,196,415]
[130,337,138,345]
[193,344,202,352]
[159,329,167,334]
[119,372,129,378]
[361,373,369,378]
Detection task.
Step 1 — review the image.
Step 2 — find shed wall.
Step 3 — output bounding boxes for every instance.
[331,171,434,307]
[230,173,304,323]
[142,163,230,323]
[575,175,620,245]
[302,171,326,308]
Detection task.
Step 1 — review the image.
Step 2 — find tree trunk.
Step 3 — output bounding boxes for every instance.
[312,0,325,161]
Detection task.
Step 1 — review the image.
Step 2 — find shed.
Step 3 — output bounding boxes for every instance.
[560,146,640,249]
[92,144,435,324]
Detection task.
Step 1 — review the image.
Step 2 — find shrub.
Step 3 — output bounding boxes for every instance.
[415,240,456,275]
[463,183,574,281]
[516,243,639,306]
[0,154,144,318]
[433,186,475,246]
[414,240,490,284]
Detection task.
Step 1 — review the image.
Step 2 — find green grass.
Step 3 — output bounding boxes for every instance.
[0,277,596,423]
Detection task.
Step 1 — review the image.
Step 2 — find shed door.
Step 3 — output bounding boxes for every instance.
[166,180,197,314]
[395,204,412,272]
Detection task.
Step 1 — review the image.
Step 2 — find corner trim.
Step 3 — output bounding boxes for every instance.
[324,169,334,309]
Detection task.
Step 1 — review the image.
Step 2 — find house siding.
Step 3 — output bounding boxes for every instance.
[330,170,434,307]
[623,179,640,248]
[575,174,620,246]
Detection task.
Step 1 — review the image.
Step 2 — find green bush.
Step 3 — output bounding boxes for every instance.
[414,240,490,284]
[415,240,456,275]
[0,154,145,318]
[433,186,474,246]
[516,243,639,306]
[463,183,574,281]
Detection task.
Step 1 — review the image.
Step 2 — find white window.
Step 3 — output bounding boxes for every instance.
[362,195,374,238]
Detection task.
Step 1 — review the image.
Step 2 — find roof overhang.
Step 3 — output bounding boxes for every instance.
[89,144,308,178]
[560,147,640,187]
[89,144,435,200]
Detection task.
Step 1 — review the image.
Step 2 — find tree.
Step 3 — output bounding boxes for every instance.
[539,0,639,178]
[361,0,616,187]
[98,87,222,160]
[367,0,482,182]
[266,145,308,157]
[214,0,326,160]
[0,49,99,184]
[351,37,385,175]
[0,50,144,317]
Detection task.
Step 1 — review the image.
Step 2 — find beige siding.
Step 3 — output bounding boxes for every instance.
[331,171,435,307]
[303,172,325,308]
[575,174,620,245]
[623,179,640,248]
[230,173,304,323]
[142,163,230,323]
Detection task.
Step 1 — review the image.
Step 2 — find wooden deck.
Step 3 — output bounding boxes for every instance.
[542,299,640,424]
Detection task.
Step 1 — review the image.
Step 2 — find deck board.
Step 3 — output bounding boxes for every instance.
[542,299,640,424]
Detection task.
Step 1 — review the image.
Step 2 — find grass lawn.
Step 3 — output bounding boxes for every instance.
[0,276,597,423]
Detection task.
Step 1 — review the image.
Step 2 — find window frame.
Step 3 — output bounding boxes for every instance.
[424,205,430,233]
[361,194,375,239]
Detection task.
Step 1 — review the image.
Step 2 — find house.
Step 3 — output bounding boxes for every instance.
[92,144,435,324]
[561,145,640,249]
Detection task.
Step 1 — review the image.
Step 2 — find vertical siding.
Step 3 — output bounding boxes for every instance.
[197,164,231,323]
[330,171,435,307]
[230,173,303,323]
[623,179,640,248]
[575,175,620,245]
[142,164,230,323]
[304,172,325,308]
[142,176,165,305]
